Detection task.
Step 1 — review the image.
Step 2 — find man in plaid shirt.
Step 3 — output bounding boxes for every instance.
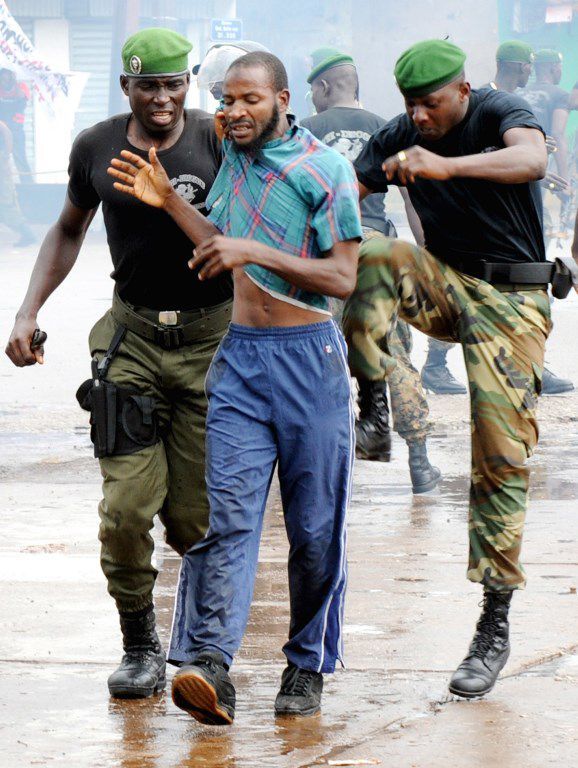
[108,51,361,724]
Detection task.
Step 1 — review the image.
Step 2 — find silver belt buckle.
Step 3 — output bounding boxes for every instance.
[158,310,179,326]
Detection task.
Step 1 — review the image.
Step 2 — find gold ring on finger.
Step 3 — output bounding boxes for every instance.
[397,151,408,163]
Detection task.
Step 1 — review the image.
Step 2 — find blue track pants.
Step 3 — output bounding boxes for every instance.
[168,321,354,673]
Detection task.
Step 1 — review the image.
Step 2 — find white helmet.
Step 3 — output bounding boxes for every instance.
[194,40,270,98]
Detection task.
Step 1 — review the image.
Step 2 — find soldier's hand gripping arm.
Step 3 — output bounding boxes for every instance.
[108,147,220,246]
[5,199,97,366]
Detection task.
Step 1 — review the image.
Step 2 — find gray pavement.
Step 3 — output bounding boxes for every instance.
[1,232,578,767]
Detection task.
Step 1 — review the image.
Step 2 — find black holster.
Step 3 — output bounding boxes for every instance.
[76,325,160,459]
[551,257,574,300]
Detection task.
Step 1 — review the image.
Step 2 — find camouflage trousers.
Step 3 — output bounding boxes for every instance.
[343,237,551,591]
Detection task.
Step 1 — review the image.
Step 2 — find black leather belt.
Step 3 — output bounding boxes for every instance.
[454,260,554,287]
[112,290,232,350]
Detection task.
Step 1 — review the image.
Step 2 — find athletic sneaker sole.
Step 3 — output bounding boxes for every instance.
[172,670,234,725]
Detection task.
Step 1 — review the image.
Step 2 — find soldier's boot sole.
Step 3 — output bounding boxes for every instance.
[448,645,510,700]
[448,681,495,699]
[411,466,442,494]
[108,673,166,699]
[172,670,234,725]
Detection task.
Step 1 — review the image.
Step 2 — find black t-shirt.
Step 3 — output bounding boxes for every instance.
[519,82,569,135]
[67,109,232,310]
[301,107,394,235]
[354,89,545,268]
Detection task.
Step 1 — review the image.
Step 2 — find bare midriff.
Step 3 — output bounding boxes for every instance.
[231,268,329,327]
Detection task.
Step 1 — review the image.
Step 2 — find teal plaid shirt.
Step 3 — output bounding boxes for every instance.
[207,121,362,314]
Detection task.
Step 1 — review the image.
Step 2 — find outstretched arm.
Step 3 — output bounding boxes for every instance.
[108,147,220,246]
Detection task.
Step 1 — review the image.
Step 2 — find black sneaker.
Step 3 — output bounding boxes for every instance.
[274,663,323,717]
[171,651,235,725]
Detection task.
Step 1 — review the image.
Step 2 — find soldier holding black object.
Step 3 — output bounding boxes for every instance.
[5,28,231,700]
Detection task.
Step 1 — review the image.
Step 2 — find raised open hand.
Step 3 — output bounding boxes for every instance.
[107,147,173,208]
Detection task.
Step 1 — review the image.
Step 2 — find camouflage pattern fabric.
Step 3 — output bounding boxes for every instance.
[384,318,430,443]
[343,236,551,591]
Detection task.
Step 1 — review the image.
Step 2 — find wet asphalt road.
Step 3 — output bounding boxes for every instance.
[1,235,578,767]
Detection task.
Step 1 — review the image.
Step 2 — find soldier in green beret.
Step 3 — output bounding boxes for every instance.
[488,40,535,92]
[302,48,441,493]
[520,48,570,191]
[6,27,232,699]
[345,38,552,700]
[491,46,574,395]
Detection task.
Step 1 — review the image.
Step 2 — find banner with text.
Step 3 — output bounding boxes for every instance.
[0,0,77,105]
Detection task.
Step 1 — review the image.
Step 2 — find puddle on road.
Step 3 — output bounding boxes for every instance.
[2,418,578,766]
[0,429,91,472]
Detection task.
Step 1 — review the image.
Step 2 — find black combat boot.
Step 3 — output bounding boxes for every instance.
[449,591,512,699]
[541,366,574,395]
[274,663,323,717]
[107,606,166,698]
[407,440,441,494]
[172,651,236,725]
[421,347,466,395]
[355,379,392,461]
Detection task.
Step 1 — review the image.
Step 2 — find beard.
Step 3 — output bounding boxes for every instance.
[235,103,281,152]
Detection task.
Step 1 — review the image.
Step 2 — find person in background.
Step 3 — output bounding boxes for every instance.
[0,118,35,246]
[302,47,440,493]
[0,68,32,177]
[519,48,574,395]
[193,39,270,102]
[520,49,570,189]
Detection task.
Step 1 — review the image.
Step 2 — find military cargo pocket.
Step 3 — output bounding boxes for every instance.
[88,310,116,357]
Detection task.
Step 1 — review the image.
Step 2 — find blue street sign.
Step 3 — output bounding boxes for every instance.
[210,19,244,42]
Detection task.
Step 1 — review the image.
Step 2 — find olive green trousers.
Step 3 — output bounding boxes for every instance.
[88,307,228,613]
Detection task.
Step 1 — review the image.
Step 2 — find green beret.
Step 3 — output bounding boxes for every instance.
[122,27,192,77]
[535,48,563,64]
[394,39,467,98]
[307,47,355,84]
[496,40,534,64]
